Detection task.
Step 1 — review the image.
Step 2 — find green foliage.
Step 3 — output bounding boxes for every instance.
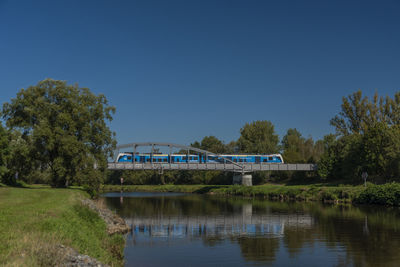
[237,120,279,154]
[317,134,363,180]
[0,124,10,184]
[355,183,400,206]
[330,90,400,136]
[282,128,324,163]
[360,122,400,179]
[2,79,116,191]
[191,136,228,153]
[319,90,400,182]
[318,123,400,182]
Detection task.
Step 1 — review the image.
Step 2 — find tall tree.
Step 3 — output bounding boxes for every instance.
[281,129,324,163]
[0,124,10,183]
[191,136,229,153]
[200,136,227,153]
[330,90,400,136]
[237,121,279,154]
[281,128,304,163]
[2,79,116,191]
[360,122,400,179]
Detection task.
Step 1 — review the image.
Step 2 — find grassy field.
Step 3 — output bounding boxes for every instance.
[102,184,365,203]
[0,186,125,266]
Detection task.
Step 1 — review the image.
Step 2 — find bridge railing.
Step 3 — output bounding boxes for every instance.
[107,162,317,172]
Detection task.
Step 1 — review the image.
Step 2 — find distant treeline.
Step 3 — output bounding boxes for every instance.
[107,90,400,185]
[106,121,324,185]
[1,79,400,190]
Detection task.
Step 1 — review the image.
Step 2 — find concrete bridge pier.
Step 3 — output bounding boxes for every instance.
[232,173,253,186]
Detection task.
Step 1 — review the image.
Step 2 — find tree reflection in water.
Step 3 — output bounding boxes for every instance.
[102,192,400,267]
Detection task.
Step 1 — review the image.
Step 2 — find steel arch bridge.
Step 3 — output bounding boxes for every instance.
[107,142,317,173]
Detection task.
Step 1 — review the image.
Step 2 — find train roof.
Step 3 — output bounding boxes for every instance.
[118,152,282,157]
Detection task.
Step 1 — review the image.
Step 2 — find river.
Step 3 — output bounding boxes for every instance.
[102,192,400,267]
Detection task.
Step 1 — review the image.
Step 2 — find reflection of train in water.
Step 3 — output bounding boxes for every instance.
[116,153,284,163]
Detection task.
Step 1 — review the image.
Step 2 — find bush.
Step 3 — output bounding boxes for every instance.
[355,183,400,206]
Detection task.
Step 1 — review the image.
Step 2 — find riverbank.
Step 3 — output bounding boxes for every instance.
[0,186,126,266]
[102,182,400,206]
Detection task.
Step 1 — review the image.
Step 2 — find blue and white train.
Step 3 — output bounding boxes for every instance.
[116,153,284,164]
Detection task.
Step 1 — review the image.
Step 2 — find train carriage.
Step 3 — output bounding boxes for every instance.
[116,153,283,164]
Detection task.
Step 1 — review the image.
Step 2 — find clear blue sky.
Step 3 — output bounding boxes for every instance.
[1,0,400,145]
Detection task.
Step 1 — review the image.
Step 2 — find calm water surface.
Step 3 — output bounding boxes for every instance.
[102,192,400,267]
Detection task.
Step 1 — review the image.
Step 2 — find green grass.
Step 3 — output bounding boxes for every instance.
[103,184,365,203]
[0,186,125,266]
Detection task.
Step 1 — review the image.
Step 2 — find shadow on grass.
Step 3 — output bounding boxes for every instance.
[193,185,229,194]
[284,176,359,187]
[2,180,31,188]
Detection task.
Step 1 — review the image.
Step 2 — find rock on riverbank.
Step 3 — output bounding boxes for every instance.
[57,198,129,266]
[58,245,109,267]
[81,198,130,235]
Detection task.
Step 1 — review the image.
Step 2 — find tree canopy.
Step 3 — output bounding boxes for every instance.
[330,90,400,136]
[191,136,228,154]
[237,120,279,154]
[319,90,400,181]
[282,128,323,163]
[2,79,116,189]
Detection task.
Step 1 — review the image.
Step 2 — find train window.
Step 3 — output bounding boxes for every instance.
[263,159,268,162]
[163,158,167,162]
[239,159,243,162]
[268,157,273,161]
[127,156,132,160]
[234,159,237,162]
[183,156,187,161]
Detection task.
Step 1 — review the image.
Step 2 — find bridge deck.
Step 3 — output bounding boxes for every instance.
[107,162,317,172]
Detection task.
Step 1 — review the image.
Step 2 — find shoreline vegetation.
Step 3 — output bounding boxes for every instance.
[0,186,127,267]
[102,182,400,206]
[1,182,399,266]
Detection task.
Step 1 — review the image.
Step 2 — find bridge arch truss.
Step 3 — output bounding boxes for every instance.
[108,142,317,173]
